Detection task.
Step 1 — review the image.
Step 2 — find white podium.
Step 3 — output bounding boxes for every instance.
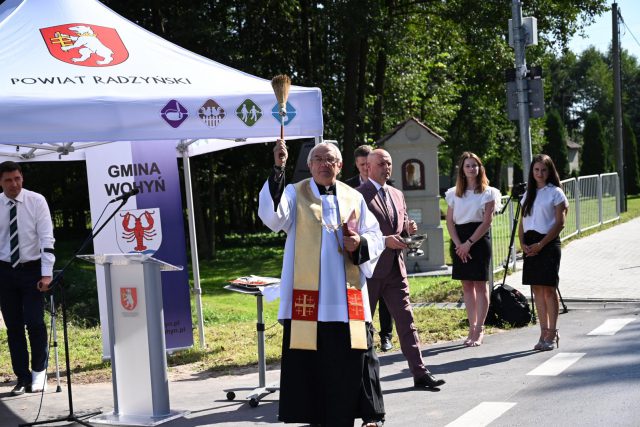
[78,253,187,426]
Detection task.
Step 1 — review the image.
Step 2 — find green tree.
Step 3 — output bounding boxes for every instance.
[572,48,615,169]
[623,116,640,194]
[545,51,580,136]
[620,51,640,178]
[581,112,607,175]
[94,0,611,251]
[543,109,570,179]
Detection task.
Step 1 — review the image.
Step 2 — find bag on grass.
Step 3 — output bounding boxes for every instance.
[486,284,531,327]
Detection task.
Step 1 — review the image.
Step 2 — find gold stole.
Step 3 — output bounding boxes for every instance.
[290,179,368,350]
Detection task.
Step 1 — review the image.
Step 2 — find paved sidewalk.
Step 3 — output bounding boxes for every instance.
[507,216,640,301]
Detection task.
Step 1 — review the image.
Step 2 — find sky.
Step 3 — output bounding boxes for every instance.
[568,0,640,60]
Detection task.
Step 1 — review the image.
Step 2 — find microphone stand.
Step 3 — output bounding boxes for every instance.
[21,197,132,427]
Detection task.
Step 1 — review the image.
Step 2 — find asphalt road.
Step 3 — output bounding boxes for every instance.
[1,302,638,426]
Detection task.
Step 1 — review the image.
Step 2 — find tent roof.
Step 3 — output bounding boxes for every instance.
[0,0,323,160]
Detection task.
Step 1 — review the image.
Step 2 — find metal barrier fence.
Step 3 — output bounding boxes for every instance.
[490,195,516,279]
[491,173,620,277]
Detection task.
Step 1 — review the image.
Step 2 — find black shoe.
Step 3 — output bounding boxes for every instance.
[414,373,445,389]
[11,382,30,396]
[380,337,393,352]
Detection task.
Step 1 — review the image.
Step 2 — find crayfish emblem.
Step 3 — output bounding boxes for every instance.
[120,210,157,252]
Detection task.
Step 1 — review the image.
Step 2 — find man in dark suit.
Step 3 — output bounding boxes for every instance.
[344,144,372,188]
[357,149,445,389]
[345,145,395,352]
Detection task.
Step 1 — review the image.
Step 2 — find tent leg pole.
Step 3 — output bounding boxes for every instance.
[181,147,206,348]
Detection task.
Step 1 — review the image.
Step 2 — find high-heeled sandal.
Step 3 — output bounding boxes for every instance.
[533,330,546,350]
[465,325,484,347]
[469,325,485,347]
[463,325,475,346]
[540,328,559,351]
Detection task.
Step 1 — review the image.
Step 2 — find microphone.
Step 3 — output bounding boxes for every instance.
[110,188,140,203]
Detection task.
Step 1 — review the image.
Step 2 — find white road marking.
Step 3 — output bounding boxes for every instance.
[587,318,635,336]
[445,402,517,427]
[527,352,585,376]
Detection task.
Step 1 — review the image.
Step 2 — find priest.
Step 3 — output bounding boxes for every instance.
[258,140,386,426]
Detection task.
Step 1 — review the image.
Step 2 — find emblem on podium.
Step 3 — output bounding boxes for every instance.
[115,208,162,254]
[120,287,138,311]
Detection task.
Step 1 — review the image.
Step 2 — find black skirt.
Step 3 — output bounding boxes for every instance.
[278,320,384,425]
[452,222,491,281]
[522,230,561,287]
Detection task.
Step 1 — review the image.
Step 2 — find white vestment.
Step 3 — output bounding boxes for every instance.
[258,180,384,322]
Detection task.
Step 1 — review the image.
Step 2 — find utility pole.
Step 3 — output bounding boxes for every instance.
[511,0,533,180]
[612,2,626,212]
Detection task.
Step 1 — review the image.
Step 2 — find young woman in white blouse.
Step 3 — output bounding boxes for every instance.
[445,152,501,347]
[518,154,568,351]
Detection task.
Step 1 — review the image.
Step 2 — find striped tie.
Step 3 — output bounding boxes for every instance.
[9,200,20,268]
[379,187,396,228]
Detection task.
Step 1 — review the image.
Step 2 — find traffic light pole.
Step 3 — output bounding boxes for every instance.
[512,0,533,179]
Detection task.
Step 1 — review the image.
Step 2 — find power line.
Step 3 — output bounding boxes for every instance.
[619,11,640,52]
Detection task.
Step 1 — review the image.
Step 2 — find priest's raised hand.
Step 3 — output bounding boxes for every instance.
[273,138,288,167]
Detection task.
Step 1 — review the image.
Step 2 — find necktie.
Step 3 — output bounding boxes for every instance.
[9,200,20,268]
[379,187,396,227]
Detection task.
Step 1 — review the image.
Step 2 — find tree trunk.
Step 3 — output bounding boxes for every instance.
[372,49,387,142]
[492,158,503,192]
[191,168,211,260]
[207,159,217,258]
[343,36,361,171]
[300,0,313,83]
[149,0,164,35]
[215,179,225,247]
[356,37,369,144]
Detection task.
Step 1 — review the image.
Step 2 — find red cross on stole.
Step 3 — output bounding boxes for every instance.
[347,289,365,321]
[292,290,319,321]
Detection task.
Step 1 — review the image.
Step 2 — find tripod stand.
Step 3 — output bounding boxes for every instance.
[20,196,133,427]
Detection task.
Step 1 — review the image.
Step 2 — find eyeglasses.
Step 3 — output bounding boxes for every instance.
[311,156,340,165]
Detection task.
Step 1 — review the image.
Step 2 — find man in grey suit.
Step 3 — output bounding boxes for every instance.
[357,149,445,389]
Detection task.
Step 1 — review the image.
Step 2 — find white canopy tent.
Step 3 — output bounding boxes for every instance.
[0,0,324,346]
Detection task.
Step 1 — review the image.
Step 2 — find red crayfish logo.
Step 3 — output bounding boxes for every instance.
[120,210,158,252]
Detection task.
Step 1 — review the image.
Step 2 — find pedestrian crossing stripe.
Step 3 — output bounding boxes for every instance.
[445,402,517,427]
[587,318,635,336]
[526,352,585,376]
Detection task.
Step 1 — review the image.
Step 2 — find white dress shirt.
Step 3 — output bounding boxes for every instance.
[258,180,384,322]
[0,189,55,276]
[445,186,502,224]
[521,184,569,234]
[368,179,386,193]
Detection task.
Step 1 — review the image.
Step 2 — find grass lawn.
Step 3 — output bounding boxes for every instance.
[1,195,638,382]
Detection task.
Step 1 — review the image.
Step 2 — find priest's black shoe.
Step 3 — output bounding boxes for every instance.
[380,337,393,352]
[11,381,30,396]
[414,373,445,389]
